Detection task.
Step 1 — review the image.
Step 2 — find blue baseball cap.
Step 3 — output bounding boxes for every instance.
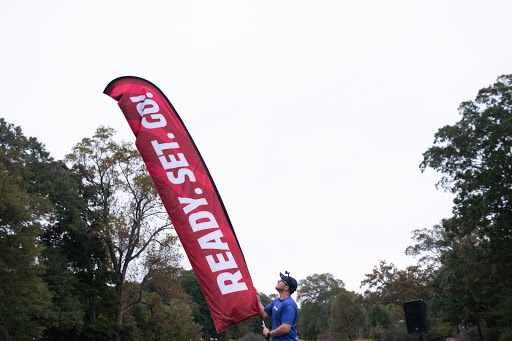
[280,272,298,294]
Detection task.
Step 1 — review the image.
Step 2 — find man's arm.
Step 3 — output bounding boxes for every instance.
[263,323,292,338]
[259,300,269,318]
[257,292,269,318]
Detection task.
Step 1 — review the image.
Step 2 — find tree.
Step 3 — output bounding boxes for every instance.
[31,142,101,339]
[360,260,443,341]
[297,273,345,305]
[429,236,489,336]
[297,273,344,340]
[66,126,175,340]
[406,223,491,339]
[0,118,53,339]
[421,74,512,339]
[405,225,455,268]
[238,333,266,341]
[180,269,218,339]
[124,274,201,340]
[421,75,512,240]
[123,237,202,340]
[361,260,431,306]
[330,290,366,341]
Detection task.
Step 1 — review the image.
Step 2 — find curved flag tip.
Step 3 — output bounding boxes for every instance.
[104,76,245,256]
[104,76,259,332]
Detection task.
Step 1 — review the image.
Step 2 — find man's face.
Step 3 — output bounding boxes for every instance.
[275,279,288,292]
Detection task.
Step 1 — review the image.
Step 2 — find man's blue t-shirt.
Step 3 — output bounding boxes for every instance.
[264,296,299,341]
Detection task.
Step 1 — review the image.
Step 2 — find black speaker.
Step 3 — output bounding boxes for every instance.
[403,300,429,334]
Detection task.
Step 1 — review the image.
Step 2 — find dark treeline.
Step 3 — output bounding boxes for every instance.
[1,75,512,341]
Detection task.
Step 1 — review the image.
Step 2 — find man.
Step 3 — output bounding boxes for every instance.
[258,272,299,340]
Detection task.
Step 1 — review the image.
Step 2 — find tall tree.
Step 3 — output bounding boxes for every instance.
[421,74,512,240]
[0,119,120,340]
[420,74,512,339]
[297,273,345,340]
[33,143,103,340]
[0,118,53,339]
[330,290,366,341]
[66,126,175,340]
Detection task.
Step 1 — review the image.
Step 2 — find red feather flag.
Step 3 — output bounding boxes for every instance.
[104,76,260,332]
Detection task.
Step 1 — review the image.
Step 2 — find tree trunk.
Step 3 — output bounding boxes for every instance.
[114,279,125,341]
[477,321,483,341]
[86,260,96,341]
[86,299,96,341]
[114,312,124,341]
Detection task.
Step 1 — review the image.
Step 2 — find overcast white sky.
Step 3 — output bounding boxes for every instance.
[1,1,511,295]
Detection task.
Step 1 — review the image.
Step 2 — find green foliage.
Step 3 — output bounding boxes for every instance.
[180,269,218,339]
[500,328,512,341]
[365,302,393,330]
[330,290,366,341]
[34,147,101,339]
[421,75,512,228]
[297,273,345,304]
[238,332,266,341]
[125,290,201,341]
[228,316,267,340]
[0,120,208,340]
[0,118,54,339]
[297,273,345,340]
[361,260,431,305]
[125,244,202,340]
[420,75,512,339]
[300,300,332,340]
[42,247,85,333]
[429,235,487,325]
[0,221,52,340]
[405,225,454,268]
[369,324,386,341]
[66,126,176,340]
